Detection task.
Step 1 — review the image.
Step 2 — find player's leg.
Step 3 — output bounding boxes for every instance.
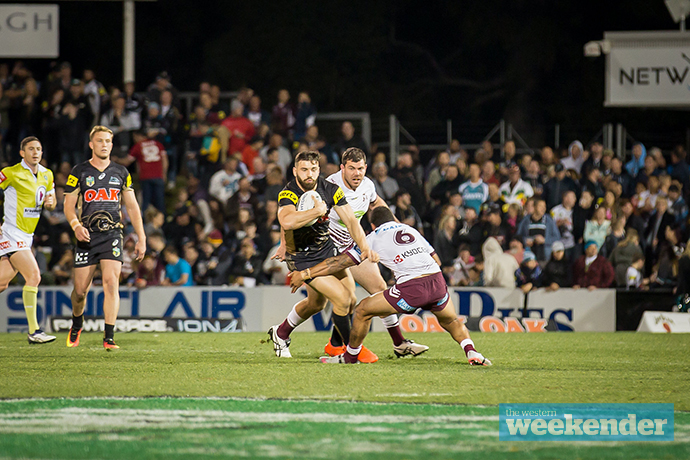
[431,298,492,366]
[350,260,428,356]
[323,292,397,364]
[68,265,97,347]
[269,284,328,358]
[100,259,123,349]
[326,268,357,350]
[0,256,18,293]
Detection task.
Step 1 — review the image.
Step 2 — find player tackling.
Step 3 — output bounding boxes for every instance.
[290,206,492,366]
[0,137,57,343]
[324,147,428,358]
[64,126,146,349]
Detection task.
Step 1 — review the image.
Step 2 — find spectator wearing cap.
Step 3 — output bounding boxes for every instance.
[163,206,197,251]
[162,245,194,286]
[572,240,615,289]
[515,250,543,293]
[459,163,489,214]
[541,241,572,290]
[100,93,141,157]
[482,205,510,249]
[146,71,178,105]
[561,140,585,174]
[499,162,534,209]
[220,99,256,160]
[516,198,561,262]
[116,130,168,213]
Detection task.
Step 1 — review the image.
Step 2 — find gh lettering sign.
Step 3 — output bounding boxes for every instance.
[0,5,59,58]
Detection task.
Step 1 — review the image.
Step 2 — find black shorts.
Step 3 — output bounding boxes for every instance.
[74,229,123,267]
[285,240,339,279]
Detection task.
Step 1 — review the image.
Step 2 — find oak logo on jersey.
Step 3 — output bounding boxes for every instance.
[86,176,95,187]
[84,188,120,202]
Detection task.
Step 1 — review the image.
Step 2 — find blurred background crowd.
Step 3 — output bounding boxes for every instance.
[1,60,689,295]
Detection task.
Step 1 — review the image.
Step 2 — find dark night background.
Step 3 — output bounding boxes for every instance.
[9,0,690,153]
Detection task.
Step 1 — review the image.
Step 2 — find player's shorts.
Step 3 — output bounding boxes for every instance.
[340,241,364,266]
[74,229,123,267]
[286,240,339,282]
[0,224,33,257]
[383,272,450,314]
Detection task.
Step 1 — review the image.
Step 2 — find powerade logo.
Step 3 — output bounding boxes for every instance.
[499,404,673,441]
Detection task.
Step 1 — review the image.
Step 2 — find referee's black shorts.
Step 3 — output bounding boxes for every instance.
[74,229,124,267]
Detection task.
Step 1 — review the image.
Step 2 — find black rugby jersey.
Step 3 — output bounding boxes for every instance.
[64,161,133,232]
[278,176,347,254]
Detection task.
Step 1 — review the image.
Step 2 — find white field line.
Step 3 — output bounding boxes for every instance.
[0,408,498,434]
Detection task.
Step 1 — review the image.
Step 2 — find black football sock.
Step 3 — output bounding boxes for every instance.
[331,313,351,347]
[71,313,84,331]
[104,323,115,341]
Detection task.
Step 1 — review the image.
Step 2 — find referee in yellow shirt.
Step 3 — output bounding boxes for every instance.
[0,137,56,343]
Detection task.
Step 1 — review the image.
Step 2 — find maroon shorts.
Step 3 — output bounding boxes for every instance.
[383,272,450,314]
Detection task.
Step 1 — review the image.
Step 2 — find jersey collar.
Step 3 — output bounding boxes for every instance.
[20,159,41,177]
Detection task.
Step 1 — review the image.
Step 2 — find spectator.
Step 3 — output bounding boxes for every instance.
[434,214,458,268]
[225,176,260,222]
[123,80,144,115]
[271,89,295,137]
[516,198,560,262]
[229,238,264,287]
[625,143,646,178]
[573,241,615,289]
[391,189,423,234]
[550,190,577,260]
[482,205,509,249]
[561,140,585,174]
[293,92,316,142]
[425,151,451,196]
[429,164,463,204]
[335,120,368,156]
[482,160,500,186]
[457,206,484,256]
[582,142,604,178]
[262,222,289,285]
[644,196,674,269]
[221,99,255,159]
[499,163,534,208]
[668,184,688,230]
[668,146,690,196]
[580,167,604,200]
[610,156,634,198]
[573,190,596,250]
[146,71,177,105]
[245,94,270,129]
[118,130,168,213]
[447,245,475,286]
[391,151,426,215]
[524,160,544,197]
[51,249,74,286]
[542,241,572,290]
[162,245,194,286]
[143,207,166,241]
[602,216,627,258]
[482,236,519,288]
[134,253,164,289]
[515,250,542,293]
[260,133,292,173]
[626,254,649,290]
[458,163,489,213]
[609,229,644,287]
[584,206,610,251]
[209,156,242,207]
[371,161,399,205]
[100,94,141,157]
[651,225,683,287]
[676,243,690,310]
[242,136,264,175]
[163,206,197,251]
[497,140,517,178]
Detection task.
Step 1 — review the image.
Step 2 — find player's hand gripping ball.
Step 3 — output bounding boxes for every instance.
[297,190,324,226]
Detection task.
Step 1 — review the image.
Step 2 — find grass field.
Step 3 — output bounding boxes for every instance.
[1,331,689,459]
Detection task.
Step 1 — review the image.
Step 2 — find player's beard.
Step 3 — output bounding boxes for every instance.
[296,175,317,191]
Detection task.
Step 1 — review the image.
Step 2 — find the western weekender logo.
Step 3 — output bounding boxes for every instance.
[499,404,673,441]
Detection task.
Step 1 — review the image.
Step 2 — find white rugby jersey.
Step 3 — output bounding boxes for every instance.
[365,221,440,284]
[326,171,377,250]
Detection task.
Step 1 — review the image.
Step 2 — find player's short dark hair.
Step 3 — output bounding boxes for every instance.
[341,147,366,165]
[370,206,395,227]
[20,136,40,151]
[295,150,320,165]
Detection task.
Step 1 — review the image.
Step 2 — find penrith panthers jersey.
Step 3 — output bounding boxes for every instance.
[64,160,133,232]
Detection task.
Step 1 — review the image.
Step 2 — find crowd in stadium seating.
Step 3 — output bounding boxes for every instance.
[1,60,690,295]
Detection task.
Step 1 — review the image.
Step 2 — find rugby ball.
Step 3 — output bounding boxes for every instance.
[297,190,323,226]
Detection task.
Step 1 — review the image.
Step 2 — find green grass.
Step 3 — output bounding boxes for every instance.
[1,331,689,459]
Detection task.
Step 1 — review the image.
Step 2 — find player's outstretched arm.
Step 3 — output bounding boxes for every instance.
[334,203,379,263]
[122,189,147,261]
[289,253,357,293]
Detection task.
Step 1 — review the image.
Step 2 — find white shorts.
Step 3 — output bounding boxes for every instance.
[0,224,33,257]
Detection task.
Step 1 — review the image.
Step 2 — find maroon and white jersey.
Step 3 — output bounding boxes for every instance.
[326,171,377,251]
[363,221,440,284]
